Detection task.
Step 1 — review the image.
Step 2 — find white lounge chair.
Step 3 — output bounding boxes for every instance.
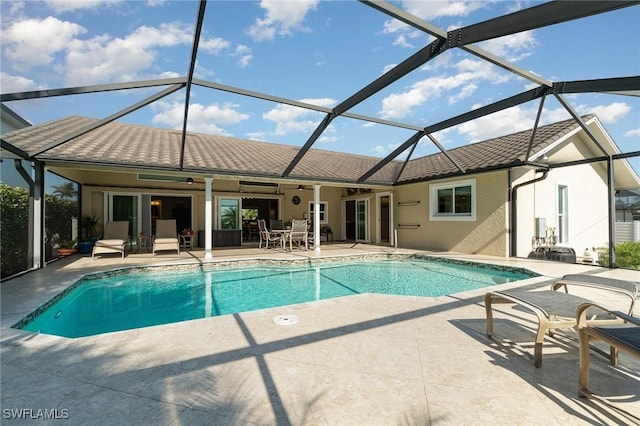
[153,219,180,256]
[92,221,129,260]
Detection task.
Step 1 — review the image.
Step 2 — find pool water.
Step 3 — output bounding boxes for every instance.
[18,258,536,338]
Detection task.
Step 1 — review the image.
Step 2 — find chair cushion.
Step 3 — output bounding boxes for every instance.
[95,239,125,247]
[155,238,178,244]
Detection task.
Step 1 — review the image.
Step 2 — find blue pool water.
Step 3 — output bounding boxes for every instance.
[18,257,536,338]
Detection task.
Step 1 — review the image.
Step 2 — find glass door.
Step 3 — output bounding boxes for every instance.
[108,194,139,239]
[344,199,369,242]
[356,199,368,242]
[218,198,240,230]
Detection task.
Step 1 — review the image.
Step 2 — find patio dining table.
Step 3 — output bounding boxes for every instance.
[270,229,291,250]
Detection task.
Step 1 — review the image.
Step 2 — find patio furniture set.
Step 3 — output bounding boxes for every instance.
[92,219,181,260]
[257,218,314,251]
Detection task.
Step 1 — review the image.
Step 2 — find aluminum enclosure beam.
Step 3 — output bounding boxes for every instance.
[554,76,640,95]
[30,84,184,156]
[448,1,639,48]
[193,79,423,131]
[179,0,207,170]
[0,78,186,102]
[361,0,553,88]
[283,36,448,177]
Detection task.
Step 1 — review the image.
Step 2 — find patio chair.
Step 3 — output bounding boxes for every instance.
[288,219,308,250]
[485,274,638,367]
[577,302,640,397]
[257,219,283,250]
[269,219,284,231]
[152,219,180,256]
[92,221,129,260]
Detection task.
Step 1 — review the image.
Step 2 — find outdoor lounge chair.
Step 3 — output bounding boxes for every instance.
[92,221,129,260]
[152,219,180,255]
[577,302,640,397]
[485,274,638,367]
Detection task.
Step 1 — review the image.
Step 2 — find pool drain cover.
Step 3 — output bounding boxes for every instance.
[273,315,299,325]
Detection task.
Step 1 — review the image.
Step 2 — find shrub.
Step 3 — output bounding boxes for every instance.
[597,242,640,270]
[1,183,78,279]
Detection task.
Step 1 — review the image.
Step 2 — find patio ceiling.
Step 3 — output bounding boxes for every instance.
[1,0,639,186]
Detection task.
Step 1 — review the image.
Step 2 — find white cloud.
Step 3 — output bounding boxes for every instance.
[64,22,193,85]
[151,101,249,135]
[455,106,535,143]
[0,72,39,92]
[200,37,232,54]
[577,102,630,124]
[43,0,122,13]
[624,128,640,137]
[246,0,319,41]
[2,17,87,68]
[479,31,537,62]
[232,45,253,68]
[263,97,335,136]
[380,72,478,119]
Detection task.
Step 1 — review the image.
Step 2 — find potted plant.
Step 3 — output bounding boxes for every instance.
[57,240,77,257]
[78,215,102,254]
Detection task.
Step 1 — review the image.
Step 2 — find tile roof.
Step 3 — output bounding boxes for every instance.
[1,115,594,186]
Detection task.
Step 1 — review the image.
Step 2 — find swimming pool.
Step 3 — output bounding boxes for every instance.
[16,256,537,338]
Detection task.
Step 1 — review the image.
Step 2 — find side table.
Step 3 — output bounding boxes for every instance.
[180,234,195,250]
[137,235,151,252]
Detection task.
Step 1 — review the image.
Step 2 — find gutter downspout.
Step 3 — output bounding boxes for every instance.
[509,169,549,257]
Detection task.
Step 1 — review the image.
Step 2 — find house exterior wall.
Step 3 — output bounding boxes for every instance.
[393,171,509,256]
[513,161,609,258]
[67,168,347,241]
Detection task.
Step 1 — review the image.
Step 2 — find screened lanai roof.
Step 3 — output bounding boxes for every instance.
[1,0,639,183]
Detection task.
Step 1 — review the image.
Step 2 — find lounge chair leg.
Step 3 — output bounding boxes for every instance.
[484,293,494,337]
[534,320,547,368]
[578,329,591,396]
[610,346,618,366]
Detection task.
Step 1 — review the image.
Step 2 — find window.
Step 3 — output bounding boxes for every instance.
[429,179,476,221]
[308,201,328,224]
[558,185,569,243]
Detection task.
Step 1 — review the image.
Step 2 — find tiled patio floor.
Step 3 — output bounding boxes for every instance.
[2,244,639,425]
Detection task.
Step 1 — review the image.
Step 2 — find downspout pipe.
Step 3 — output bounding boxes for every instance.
[509,169,549,257]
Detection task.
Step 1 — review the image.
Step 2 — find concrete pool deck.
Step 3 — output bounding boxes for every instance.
[1,244,639,425]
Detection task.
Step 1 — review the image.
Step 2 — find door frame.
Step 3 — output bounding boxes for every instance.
[342,197,370,242]
[375,191,393,246]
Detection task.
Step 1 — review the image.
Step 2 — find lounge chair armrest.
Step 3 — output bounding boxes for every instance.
[552,274,638,315]
[576,302,640,329]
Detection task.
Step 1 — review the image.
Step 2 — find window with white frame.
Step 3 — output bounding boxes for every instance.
[308,201,328,224]
[429,179,476,221]
[557,185,569,243]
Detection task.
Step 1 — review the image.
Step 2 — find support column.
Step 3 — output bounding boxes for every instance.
[33,162,44,269]
[314,184,321,254]
[607,157,615,268]
[205,177,213,259]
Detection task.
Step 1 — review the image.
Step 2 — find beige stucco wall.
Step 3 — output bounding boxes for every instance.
[393,171,509,256]
[66,168,347,241]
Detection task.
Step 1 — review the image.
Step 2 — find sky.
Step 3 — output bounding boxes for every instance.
[1,0,639,174]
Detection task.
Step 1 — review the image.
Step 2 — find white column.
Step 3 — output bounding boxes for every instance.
[314,184,321,254]
[205,177,213,259]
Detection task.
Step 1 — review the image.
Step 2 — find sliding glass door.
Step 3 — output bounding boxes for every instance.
[108,194,139,238]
